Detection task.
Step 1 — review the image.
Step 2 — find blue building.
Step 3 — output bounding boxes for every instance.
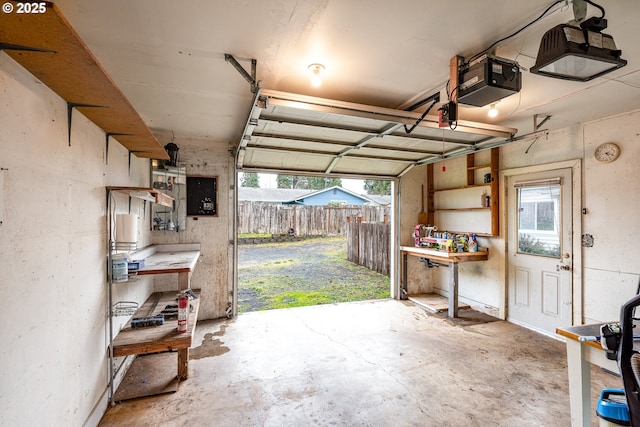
[283,186,375,206]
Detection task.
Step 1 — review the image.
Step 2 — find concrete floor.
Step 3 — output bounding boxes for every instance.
[99,299,616,426]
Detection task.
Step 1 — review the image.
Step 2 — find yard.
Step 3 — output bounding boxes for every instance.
[238,236,390,312]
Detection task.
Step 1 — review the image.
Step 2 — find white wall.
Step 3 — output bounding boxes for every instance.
[0,54,154,425]
[150,135,234,320]
[400,110,640,323]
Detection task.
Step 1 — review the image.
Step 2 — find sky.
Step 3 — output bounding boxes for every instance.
[244,172,365,194]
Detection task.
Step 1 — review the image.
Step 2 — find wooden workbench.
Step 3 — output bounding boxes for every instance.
[400,246,489,318]
[114,244,201,381]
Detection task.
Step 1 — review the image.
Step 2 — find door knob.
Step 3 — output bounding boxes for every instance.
[562,252,570,259]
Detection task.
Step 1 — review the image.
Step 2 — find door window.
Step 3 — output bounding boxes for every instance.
[515,181,561,258]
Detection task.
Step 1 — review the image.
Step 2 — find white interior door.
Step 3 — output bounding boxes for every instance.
[507,168,573,335]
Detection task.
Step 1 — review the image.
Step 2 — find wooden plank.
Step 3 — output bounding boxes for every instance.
[490,148,500,235]
[107,187,174,205]
[0,2,168,159]
[466,154,475,185]
[177,348,189,381]
[426,163,435,226]
[409,293,470,313]
[113,353,179,402]
[112,290,201,357]
[401,246,488,263]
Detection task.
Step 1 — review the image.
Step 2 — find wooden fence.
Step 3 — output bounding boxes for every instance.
[237,201,390,236]
[346,220,390,276]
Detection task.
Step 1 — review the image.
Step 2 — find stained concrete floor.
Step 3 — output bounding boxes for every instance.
[99,299,616,426]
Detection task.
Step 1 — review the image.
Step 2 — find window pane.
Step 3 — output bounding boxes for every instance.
[516,185,560,257]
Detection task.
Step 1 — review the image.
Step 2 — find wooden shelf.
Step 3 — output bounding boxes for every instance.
[429,184,490,193]
[467,163,492,170]
[1,3,168,159]
[112,290,200,357]
[427,148,499,236]
[107,186,174,208]
[434,207,490,211]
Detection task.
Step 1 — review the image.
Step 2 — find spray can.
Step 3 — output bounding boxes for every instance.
[177,291,188,333]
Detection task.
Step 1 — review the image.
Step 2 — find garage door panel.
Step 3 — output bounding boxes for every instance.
[331,157,407,177]
[243,148,334,172]
[238,90,517,178]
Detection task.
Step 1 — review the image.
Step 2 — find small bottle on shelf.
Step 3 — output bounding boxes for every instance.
[177,291,188,333]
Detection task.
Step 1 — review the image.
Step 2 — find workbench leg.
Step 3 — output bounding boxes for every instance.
[177,272,192,379]
[178,271,191,291]
[178,348,189,380]
[448,262,458,317]
[565,339,591,427]
[402,253,408,299]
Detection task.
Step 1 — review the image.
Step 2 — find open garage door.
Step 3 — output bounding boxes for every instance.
[236,89,517,179]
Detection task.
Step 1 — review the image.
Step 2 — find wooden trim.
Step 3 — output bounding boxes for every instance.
[490,148,500,235]
[426,163,435,226]
[466,154,475,185]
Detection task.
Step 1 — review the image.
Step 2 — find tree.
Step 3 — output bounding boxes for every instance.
[307,177,343,190]
[241,172,259,188]
[364,179,391,195]
[278,175,343,190]
[277,174,307,189]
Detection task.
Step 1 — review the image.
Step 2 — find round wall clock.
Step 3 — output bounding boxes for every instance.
[594,142,620,163]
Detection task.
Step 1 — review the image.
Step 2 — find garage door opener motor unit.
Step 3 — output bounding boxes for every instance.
[458,55,521,107]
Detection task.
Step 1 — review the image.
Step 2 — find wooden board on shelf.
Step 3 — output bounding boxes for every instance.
[107,187,174,206]
[112,290,200,357]
[0,2,168,159]
[155,192,174,208]
[409,293,470,313]
[113,352,179,402]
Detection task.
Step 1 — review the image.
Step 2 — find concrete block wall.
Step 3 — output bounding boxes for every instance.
[0,53,155,425]
[150,135,234,320]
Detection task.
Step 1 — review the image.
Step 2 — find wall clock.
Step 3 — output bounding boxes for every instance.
[594,142,620,163]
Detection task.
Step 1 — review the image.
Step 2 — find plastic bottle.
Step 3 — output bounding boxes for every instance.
[469,234,478,252]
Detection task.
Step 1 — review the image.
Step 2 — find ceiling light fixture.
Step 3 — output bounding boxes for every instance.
[488,104,499,118]
[308,63,325,87]
[531,3,627,82]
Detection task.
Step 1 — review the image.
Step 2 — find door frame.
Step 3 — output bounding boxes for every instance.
[499,159,583,327]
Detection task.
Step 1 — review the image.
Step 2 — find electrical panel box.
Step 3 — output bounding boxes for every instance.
[458,55,521,107]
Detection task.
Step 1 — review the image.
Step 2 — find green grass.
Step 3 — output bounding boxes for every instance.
[238,233,272,238]
[238,236,390,313]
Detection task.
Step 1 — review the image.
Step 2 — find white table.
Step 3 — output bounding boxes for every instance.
[556,324,619,427]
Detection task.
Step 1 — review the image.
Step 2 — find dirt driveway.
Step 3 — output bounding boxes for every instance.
[238,236,390,312]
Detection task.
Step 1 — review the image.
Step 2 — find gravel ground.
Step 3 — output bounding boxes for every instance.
[238,236,390,312]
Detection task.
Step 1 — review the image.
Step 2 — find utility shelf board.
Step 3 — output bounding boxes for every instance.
[112,290,201,358]
[1,2,168,159]
[435,207,490,211]
[107,186,174,207]
[467,163,492,170]
[429,183,490,192]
